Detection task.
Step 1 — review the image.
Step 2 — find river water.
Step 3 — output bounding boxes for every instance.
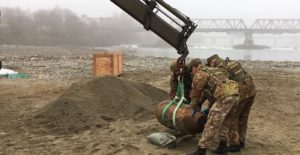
[111,46,300,62]
[106,33,300,62]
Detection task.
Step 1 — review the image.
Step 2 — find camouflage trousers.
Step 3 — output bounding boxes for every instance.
[219,101,240,145]
[198,95,239,149]
[219,95,256,145]
[237,96,255,143]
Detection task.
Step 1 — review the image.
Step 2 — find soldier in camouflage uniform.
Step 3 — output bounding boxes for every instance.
[188,64,240,155]
[169,59,202,102]
[169,60,192,101]
[207,54,257,151]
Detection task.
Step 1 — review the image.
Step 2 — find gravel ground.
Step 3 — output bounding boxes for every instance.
[0,45,300,155]
[1,45,299,81]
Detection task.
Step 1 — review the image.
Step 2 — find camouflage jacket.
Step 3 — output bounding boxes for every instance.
[207,66,256,100]
[190,68,239,103]
[207,55,256,100]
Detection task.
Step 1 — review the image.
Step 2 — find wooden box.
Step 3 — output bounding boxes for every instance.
[93,52,123,78]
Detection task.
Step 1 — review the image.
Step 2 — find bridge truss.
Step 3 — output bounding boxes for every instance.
[194,19,247,32]
[251,19,300,33]
[194,19,300,33]
[111,19,300,34]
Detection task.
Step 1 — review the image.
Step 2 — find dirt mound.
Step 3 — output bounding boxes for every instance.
[29,76,168,134]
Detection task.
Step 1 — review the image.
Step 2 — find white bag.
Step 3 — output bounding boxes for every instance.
[146,133,176,147]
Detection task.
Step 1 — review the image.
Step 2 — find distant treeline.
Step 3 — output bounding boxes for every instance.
[0,7,141,46]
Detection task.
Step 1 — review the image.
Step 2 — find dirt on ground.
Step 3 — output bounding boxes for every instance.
[28,76,167,135]
[0,45,300,155]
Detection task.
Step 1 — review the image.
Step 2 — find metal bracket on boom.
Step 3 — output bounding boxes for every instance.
[111,0,197,61]
[144,0,157,30]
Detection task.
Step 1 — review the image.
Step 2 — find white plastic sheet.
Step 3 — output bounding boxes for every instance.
[0,69,18,75]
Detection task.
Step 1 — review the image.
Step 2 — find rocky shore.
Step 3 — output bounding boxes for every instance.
[0,45,299,81]
[0,45,299,155]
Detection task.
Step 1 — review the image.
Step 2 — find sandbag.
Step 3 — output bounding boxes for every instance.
[146,132,176,147]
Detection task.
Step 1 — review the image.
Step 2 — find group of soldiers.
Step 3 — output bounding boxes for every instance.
[169,54,256,155]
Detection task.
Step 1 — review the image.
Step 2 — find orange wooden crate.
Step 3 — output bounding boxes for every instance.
[93,52,123,78]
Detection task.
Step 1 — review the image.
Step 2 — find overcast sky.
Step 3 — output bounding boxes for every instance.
[1,0,300,23]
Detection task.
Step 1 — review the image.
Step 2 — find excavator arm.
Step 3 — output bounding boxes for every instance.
[111,0,197,61]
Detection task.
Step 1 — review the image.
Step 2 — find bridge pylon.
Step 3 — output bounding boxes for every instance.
[243,31,254,48]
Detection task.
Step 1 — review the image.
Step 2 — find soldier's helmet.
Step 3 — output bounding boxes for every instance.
[188,58,202,69]
[207,54,224,66]
[207,54,219,64]
[169,60,178,72]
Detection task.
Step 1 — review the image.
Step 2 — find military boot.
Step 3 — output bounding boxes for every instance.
[226,144,241,152]
[186,147,206,155]
[212,141,227,155]
[239,141,245,148]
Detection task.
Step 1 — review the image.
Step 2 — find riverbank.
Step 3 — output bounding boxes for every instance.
[0,45,299,155]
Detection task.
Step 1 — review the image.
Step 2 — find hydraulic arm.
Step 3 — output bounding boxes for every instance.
[110,0,197,62]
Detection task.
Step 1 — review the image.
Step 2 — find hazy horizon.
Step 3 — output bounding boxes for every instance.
[1,0,300,24]
[0,0,299,49]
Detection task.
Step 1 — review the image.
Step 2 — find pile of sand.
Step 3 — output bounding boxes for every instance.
[29,76,168,134]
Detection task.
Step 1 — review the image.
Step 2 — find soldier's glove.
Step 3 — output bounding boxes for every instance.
[192,110,201,117]
[201,109,209,116]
